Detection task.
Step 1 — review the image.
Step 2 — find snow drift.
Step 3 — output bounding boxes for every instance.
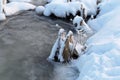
[43,0,97,18]
[0,13,6,21]
[73,0,120,80]
[0,0,35,21]
[4,2,36,16]
[46,0,97,15]
[44,2,87,18]
[9,0,32,2]
[0,0,6,21]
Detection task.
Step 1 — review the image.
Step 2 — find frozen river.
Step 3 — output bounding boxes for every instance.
[0,1,78,80]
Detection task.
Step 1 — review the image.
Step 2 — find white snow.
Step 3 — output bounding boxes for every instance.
[98,0,120,16]
[67,30,73,37]
[49,0,67,3]
[9,0,32,2]
[0,0,6,21]
[88,0,120,31]
[4,2,36,16]
[58,28,65,36]
[74,49,120,80]
[48,0,98,15]
[48,29,85,62]
[48,28,66,62]
[0,0,35,20]
[35,6,45,15]
[43,0,98,18]
[0,0,3,13]
[43,1,88,18]
[73,0,120,80]
[55,24,59,27]
[80,0,97,15]
[73,16,83,26]
[1,0,119,80]
[73,16,93,35]
[0,13,6,21]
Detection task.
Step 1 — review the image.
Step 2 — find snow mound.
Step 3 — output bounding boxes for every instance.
[74,0,120,80]
[80,0,97,15]
[73,15,83,25]
[4,2,36,16]
[9,0,32,2]
[98,0,120,16]
[44,2,87,18]
[48,0,97,15]
[44,0,98,18]
[73,16,93,35]
[74,50,120,80]
[35,6,45,15]
[88,6,120,31]
[0,13,6,21]
[49,0,67,3]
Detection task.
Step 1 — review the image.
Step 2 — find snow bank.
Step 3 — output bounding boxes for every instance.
[0,13,6,21]
[87,7,120,54]
[4,2,36,16]
[74,0,120,80]
[48,0,67,3]
[0,0,6,21]
[98,0,120,16]
[44,0,98,18]
[80,0,97,15]
[44,2,86,18]
[75,49,120,80]
[0,0,3,13]
[9,0,32,2]
[48,0,98,15]
[88,0,120,31]
[0,0,35,20]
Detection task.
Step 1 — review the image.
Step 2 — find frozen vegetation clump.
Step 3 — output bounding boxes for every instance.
[48,28,87,63]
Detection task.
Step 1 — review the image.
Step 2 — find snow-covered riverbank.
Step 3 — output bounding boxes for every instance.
[73,0,120,80]
[45,0,120,80]
[0,0,120,80]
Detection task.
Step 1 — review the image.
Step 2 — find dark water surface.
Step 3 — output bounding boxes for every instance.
[0,0,80,80]
[0,10,75,80]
